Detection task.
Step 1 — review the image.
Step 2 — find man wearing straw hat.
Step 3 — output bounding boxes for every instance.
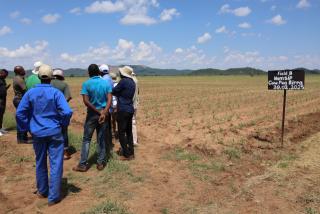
[16,64,73,206]
[26,61,42,90]
[112,66,136,160]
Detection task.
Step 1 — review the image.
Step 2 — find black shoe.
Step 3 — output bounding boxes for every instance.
[72,165,88,172]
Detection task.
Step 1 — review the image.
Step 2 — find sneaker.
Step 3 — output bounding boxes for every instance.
[64,151,71,160]
[0,129,8,134]
[0,132,3,137]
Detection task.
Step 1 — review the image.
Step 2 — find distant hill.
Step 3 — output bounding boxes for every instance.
[189,67,266,76]
[5,66,320,77]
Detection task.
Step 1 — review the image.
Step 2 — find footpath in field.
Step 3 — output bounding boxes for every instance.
[1,111,320,214]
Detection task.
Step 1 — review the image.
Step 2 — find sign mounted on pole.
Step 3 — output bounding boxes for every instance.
[268,69,305,90]
[268,69,305,147]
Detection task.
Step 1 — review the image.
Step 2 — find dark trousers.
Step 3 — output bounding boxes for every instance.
[106,113,113,153]
[62,126,69,150]
[0,98,5,129]
[117,111,134,158]
[13,97,28,142]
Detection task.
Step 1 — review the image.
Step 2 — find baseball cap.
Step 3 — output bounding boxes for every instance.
[38,64,53,80]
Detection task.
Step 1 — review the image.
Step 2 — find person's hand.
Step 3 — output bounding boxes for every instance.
[98,114,105,124]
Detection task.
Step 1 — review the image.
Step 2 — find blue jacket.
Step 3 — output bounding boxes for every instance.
[16,84,73,138]
[112,77,135,113]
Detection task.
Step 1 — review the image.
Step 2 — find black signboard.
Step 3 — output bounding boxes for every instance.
[268,69,305,90]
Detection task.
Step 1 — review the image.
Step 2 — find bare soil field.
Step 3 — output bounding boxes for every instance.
[0,75,320,214]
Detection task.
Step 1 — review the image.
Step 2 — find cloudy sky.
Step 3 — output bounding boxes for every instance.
[0,0,319,70]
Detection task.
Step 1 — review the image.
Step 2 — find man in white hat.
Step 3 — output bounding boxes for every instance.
[16,64,73,206]
[26,61,42,90]
[112,66,136,160]
[51,69,72,160]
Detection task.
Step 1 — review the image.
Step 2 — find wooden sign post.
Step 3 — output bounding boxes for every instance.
[268,69,305,147]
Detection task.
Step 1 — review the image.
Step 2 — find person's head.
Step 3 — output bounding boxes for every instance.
[32,61,42,75]
[99,64,109,76]
[0,69,9,79]
[88,64,100,77]
[14,66,25,76]
[119,66,133,79]
[109,72,117,81]
[38,64,53,84]
[53,69,65,80]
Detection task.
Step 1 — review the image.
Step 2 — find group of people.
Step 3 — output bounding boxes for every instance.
[0,62,139,206]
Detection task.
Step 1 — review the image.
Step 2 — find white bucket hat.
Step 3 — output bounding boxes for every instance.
[32,61,43,75]
[119,66,133,79]
[38,64,53,80]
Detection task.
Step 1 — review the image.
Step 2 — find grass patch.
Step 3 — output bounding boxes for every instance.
[11,155,32,164]
[81,200,131,214]
[3,112,16,130]
[163,147,200,162]
[305,207,319,214]
[68,131,83,151]
[224,147,241,159]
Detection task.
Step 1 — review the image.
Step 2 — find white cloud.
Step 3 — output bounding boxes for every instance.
[85,1,125,13]
[267,14,286,25]
[219,4,251,17]
[159,8,179,22]
[84,0,165,25]
[297,0,311,9]
[238,22,251,29]
[0,41,48,58]
[197,32,212,44]
[175,48,183,53]
[10,11,20,19]
[0,26,12,36]
[20,18,32,25]
[70,7,82,15]
[60,38,162,66]
[120,14,157,25]
[216,26,228,33]
[271,5,277,11]
[42,13,61,24]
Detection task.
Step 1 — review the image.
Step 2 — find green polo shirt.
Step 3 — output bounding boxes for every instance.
[26,74,41,90]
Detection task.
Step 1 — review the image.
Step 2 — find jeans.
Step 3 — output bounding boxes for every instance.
[32,133,64,203]
[79,111,108,166]
[62,126,69,150]
[13,97,28,143]
[117,111,134,158]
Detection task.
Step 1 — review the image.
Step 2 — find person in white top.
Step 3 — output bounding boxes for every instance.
[132,71,139,146]
[110,72,119,139]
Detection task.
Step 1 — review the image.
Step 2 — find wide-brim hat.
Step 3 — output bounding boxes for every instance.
[119,66,133,79]
[32,61,42,75]
[38,64,53,80]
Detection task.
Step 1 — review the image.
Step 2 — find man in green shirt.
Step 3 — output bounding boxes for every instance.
[51,69,72,160]
[26,61,41,90]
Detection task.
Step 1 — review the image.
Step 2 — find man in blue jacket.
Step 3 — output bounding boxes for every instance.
[16,64,73,206]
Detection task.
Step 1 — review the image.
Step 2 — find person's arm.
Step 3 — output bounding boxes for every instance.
[64,84,72,102]
[111,79,123,97]
[16,93,31,133]
[82,95,101,115]
[55,91,73,127]
[18,77,27,91]
[98,86,112,124]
